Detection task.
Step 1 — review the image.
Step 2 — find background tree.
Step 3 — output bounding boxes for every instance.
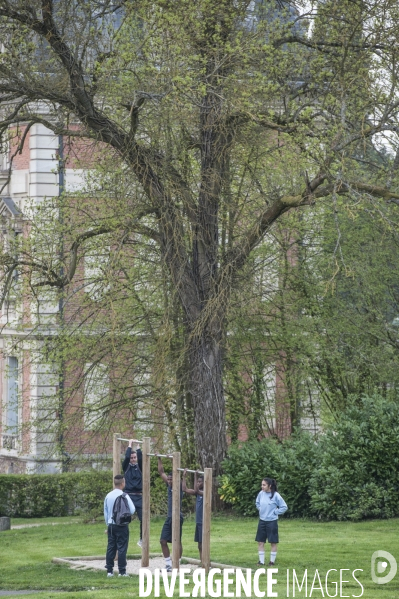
[224,196,399,442]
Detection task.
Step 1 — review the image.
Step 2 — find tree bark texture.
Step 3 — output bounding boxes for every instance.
[188,332,227,475]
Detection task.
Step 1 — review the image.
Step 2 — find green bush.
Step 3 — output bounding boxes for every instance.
[219,432,319,517]
[0,471,110,518]
[0,456,193,518]
[220,395,399,521]
[309,395,399,520]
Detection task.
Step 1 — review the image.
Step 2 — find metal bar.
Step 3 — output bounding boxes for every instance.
[141,437,151,567]
[116,437,143,443]
[177,468,204,475]
[172,452,181,570]
[147,453,173,458]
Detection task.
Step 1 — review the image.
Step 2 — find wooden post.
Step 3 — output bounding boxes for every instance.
[172,451,181,570]
[112,433,122,563]
[141,437,151,567]
[113,433,121,479]
[202,467,212,573]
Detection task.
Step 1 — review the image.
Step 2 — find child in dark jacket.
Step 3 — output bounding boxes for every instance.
[122,439,143,547]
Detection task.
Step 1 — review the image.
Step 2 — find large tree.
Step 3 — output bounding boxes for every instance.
[2,0,399,471]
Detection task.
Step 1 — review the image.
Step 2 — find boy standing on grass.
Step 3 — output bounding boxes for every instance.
[157,455,184,572]
[104,474,135,577]
[182,469,204,563]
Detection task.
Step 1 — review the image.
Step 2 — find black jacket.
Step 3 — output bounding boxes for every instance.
[122,447,143,493]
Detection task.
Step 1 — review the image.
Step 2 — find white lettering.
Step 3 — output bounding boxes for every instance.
[161,568,178,597]
[192,568,206,598]
[236,568,252,597]
[325,569,337,598]
[141,563,364,598]
[351,570,364,598]
[179,568,191,597]
[340,570,350,598]
[253,568,265,598]
[208,568,222,597]
[154,569,160,597]
[293,569,308,597]
[309,570,324,597]
[267,568,278,598]
[223,569,235,598]
[139,568,152,597]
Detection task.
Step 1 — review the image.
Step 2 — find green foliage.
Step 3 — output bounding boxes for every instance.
[0,459,193,518]
[310,395,399,521]
[221,396,399,521]
[219,433,319,517]
[0,471,110,518]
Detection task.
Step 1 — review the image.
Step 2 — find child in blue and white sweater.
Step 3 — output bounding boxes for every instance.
[255,478,287,566]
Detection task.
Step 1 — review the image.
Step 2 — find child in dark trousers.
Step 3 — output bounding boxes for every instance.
[104,474,135,577]
[182,469,204,562]
[157,455,184,572]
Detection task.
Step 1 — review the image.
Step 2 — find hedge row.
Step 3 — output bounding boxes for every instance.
[0,471,110,518]
[0,457,194,518]
[4,395,396,521]
[220,395,399,520]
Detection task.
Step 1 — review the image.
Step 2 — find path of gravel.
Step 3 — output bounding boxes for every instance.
[11,521,80,530]
[67,557,201,576]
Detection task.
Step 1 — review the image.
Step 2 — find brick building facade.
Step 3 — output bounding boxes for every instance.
[0,124,91,473]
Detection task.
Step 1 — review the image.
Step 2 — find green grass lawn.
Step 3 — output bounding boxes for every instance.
[1,514,399,598]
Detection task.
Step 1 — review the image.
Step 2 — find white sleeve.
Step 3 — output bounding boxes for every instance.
[126,494,136,515]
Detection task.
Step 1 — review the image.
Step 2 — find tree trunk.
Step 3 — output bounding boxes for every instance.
[188,331,227,476]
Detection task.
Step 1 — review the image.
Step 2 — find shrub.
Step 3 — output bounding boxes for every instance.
[219,432,320,517]
[0,456,193,518]
[221,396,399,521]
[309,395,399,520]
[0,471,110,518]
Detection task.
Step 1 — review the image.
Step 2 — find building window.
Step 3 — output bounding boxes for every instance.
[5,356,19,437]
[83,363,108,430]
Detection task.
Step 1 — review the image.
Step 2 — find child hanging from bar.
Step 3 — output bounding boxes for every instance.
[122,439,143,548]
[182,468,204,563]
[157,455,184,572]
